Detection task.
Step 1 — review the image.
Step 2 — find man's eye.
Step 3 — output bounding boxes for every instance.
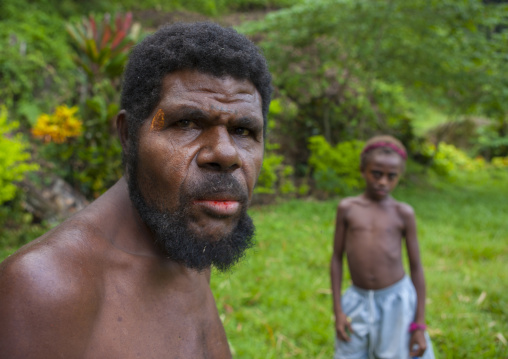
[232,127,251,137]
[175,119,195,128]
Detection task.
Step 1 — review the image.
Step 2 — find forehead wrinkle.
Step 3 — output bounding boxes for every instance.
[160,89,259,110]
[163,75,259,102]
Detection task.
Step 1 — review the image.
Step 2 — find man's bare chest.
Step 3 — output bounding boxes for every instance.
[83,281,231,358]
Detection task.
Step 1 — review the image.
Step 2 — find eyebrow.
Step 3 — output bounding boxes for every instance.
[169,105,262,127]
[234,116,263,130]
[170,106,210,120]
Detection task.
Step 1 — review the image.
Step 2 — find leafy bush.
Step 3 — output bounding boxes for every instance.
[255,100,297,196]
[32,13,140,199]
[491,156,508,169]
[66,12,141,84]
[255,144,284,195]
[475,125,508,159]
[0,106,38,205]
[417,142,486,176]
[307,136,364,195]
[0,1,77,126]
[104,0,300,15]
[255,143,297,196]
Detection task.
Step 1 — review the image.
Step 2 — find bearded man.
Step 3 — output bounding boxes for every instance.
[0,22,272,358]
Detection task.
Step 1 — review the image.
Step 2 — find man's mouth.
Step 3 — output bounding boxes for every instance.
[193,199,241,217]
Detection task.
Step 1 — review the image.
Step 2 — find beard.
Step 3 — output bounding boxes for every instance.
[125,144,255,272]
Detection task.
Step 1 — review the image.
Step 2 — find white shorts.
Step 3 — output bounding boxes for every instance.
[334,276,435,359]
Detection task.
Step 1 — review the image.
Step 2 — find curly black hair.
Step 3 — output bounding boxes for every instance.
[120,22,272,139]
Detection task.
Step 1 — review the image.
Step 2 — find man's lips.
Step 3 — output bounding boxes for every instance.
[193,200,240,216]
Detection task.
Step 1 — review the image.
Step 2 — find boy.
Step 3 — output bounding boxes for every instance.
[331,135,435,359]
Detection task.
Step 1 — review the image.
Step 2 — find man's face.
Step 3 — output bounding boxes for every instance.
[126,70,264,271]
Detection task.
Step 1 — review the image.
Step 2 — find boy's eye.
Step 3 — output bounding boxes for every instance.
[371,171,382,179]
[388,174,397,180]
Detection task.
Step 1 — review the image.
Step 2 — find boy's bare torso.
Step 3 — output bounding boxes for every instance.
[341,195,408,290]
[0,180,231,358]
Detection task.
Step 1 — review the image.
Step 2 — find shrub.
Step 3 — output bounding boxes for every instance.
[0,106,38,205]
[32,13,140,199]
[491,156,508,169]
[417,141,486,176]
[255,101,297,196]
[307,136,364,195]
[0,1,77,126]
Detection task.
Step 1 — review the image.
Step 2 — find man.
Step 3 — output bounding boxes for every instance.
[0,22,272,358]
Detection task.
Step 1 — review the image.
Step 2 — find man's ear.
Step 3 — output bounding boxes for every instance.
[116,110,129,152]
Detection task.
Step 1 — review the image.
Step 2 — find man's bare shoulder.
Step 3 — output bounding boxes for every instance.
[0,215,105,302]
[0,216,105,355]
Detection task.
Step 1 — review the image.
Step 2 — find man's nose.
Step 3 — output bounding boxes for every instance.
[196,126,242,171]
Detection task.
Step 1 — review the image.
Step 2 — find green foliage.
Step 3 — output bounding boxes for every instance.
[475,124,508,158]
[33,13,140,198]
[66,12,141,83]
[307,136,364,195]
[491,156,508,169]
[240,0,508,165]
[217,0,299,11]
[0,193,50,259]
[255,144,297,196]
[0,107,38,205]
[0,0,77,126]
[115,0,300,15]
[240,2,423,167]
[415,141,487,177]
[255,100,298,196]
[256,146,284,195]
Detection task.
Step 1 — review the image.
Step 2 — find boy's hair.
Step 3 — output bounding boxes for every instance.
[360,135,407,171]
[120,22,272,140]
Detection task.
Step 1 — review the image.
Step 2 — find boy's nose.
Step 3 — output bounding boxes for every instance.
[378,176,389,186]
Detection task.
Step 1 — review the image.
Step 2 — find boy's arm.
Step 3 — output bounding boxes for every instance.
[330,200,353,342]
[402,204,428,357]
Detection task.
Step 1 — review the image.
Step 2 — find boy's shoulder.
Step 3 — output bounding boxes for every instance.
[338,195,363,207]
[336,195,368,213]
[391,198,415,219]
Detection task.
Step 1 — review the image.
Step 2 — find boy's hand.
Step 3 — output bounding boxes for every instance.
[335,313,353,342]
[409,330,427,357]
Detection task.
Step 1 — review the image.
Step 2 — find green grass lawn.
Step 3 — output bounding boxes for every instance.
[1,173,507,358]
[211,173,508,358]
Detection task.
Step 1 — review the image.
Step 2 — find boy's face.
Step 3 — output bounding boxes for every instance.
[361,152,403,201]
